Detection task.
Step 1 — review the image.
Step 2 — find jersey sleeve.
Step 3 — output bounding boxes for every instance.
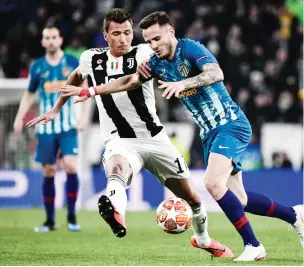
[183,39,218,70]
[69,55,79,70]
[135,44,154,66]
[79,50,93,79]
[27,61,39,93]
[135,44,157,83]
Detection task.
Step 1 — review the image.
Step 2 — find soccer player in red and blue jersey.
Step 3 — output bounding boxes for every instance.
[14,24,87,232]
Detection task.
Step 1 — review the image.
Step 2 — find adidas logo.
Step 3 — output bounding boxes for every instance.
[95,65,103,70]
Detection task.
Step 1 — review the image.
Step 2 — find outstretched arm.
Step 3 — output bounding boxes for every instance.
[53,68,84,112]
[60,73,143,103]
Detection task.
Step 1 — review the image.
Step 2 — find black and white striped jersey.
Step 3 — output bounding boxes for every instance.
[78,44,163,140]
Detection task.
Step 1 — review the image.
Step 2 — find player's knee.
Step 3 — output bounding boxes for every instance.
[109,162,132,178]
[62,160,77,174]
[110,164,124,176]
[204,179,226,199]
[43,165,56,177]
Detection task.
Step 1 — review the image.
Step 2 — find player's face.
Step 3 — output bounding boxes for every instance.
[41,28,63,53]
[104,21,133,57]
[143,24,175,59]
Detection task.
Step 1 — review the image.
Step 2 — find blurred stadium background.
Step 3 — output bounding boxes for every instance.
[0,0,303,265]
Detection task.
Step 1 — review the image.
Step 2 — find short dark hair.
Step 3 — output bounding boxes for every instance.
[103,8,133,32]
[138,11,172,30]
[43,21,62,36]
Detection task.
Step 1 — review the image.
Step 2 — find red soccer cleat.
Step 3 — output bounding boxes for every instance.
[98,195,126,238]
[191,235,234,258]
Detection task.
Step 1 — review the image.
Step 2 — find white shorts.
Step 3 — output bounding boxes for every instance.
[102,131,190,186]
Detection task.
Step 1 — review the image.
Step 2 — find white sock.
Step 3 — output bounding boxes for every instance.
[106,174,127,216]
[191,203,211,246]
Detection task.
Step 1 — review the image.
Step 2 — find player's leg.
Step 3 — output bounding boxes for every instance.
[60,129,81,231]
[204,113,267,261]
[164,178,233,258]
[227,171,303,246]
[143,132,233,257]
[205,152,265,261]
[164,178,210,243]
[34,134,58,232]
[99,139,143,237]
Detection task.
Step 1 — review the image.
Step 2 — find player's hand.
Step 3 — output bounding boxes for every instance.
[60,85,82,97]
[137,60,152,79]
[74,95,89,103]
[13,118,23,134]
[60,85,91,103]
[26,109,58,127]
[159,80,185,99]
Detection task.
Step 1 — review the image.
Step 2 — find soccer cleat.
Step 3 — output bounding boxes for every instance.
[233,244,266,261]
[34,221,55,233]
[67,223,81,232]
[190,235,234,258]
[98,195,126,238]
[292,205,304,247]
[67,215,81,232]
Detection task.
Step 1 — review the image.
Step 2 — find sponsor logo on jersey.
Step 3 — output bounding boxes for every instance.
[95,65,103,70]
[44,80,66,93]
[178,88,197,98]
[95,59,103,70]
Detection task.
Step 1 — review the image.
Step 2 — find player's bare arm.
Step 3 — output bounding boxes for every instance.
[54,68,84,112]
[60,73,142,103]
[26,68,84,127]
[183,63,223,89]
[14,91,36,134]
[160,63,224,99]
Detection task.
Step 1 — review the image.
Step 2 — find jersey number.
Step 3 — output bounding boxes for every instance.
[174,158,184,174]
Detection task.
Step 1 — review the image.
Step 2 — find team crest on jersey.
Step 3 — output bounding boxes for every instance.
[62,67,72,77]
[40,71,49,78]
[178,62,189,77]
[127,58,134,69]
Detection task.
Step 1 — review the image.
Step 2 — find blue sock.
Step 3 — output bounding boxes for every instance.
[244,191,296,224]
[66,173,79,218]
[217,189,260,247]
[43,177,55,224]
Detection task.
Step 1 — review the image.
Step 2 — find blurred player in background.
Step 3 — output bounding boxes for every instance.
[60,11,304,261]
[26,9,234,258]
[14,23,89,232]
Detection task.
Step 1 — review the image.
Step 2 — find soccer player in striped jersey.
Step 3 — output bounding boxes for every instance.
[60,11,304,261]
[27,9,234,258]
[13,24,88,232]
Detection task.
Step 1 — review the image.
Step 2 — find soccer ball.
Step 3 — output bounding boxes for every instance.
[156,197,193,234]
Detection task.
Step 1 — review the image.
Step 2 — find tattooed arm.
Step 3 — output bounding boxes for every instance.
[182,63,224,90]
[160,63,224,99]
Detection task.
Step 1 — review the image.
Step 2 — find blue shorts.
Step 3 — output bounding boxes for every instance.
[201,113,252,175]
[35,129,78,165]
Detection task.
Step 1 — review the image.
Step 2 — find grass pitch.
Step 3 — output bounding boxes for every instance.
[0,209,303,265]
